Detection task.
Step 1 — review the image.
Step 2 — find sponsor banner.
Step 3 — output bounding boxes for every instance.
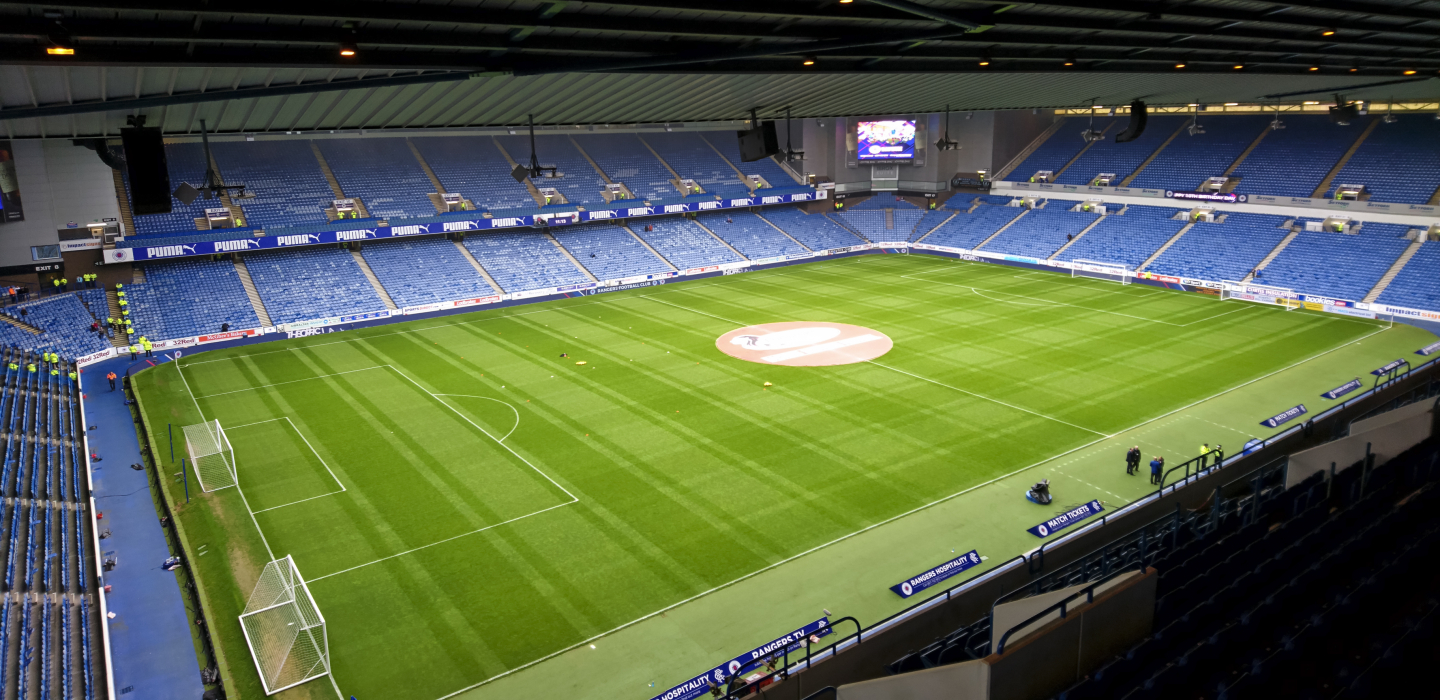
[155,336,198,349]
[972,250,1007,261]
[1166,190,1247,204]
[1261,404,1308,428]
[281,317,338,332]
[286,327,335,339]
[509,287,556,300]
[60,238,102,251]
[1322,378,1363,400]
[890,550,982,598]
[1028,500,1104,538]
[873,242,908,249]
[1375,304,1440,323]
[557,282,597,293]
[198,329,259,344]
[450,295,502,309]
[75,348,116,367]
[340,310,393,323]
[1298,294,1356,308]
[1072,262,1129,277]
[750,255,786,266]
[718,261,751,271]
[1322,305,1376,319]
[1371,358,1407,376]
[110,191,822,262]
[786,253,815,261]
[1180,278,1222,289]
[686,265,721,275]
[1137,272,1182,284]
[649,619,832,700]
[1417,341,1440,357]
[1002,254,1040,265]
[403,303,444,315]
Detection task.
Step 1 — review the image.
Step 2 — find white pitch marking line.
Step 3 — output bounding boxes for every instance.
[249,490,346,515]
[901,274,1192,326]
[190,365,387,398]
[432,394,522,443]
[865,360,1109,437]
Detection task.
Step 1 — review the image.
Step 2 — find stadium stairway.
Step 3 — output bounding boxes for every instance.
[621,225,682,271]
[547,235,600,282]
[690,219,750,260]
[993,118,1067,181]
[972,208,1030,251]
[635,136,691,197]
[1221,124,1273,178]
[1363,237,1426,302]
[0,310,42,335]
[1241,228,1302,282]
[823,212,866,243]
[1311,119,1381,198]
[912,210,960,243]
[350,249,399,310]
[231,257,274,328]
[1116,119,1190,186]
[1052,121,1117,180]
[1048,213,1108,259]
[1136,222,1197,271]
[451,239,507,293]
[763,216,817,250]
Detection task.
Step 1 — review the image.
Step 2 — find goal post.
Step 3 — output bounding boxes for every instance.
[1071,259,1131,285]
[183,420,236,491]
[1221,281,1300,310]
[240,555,331,695]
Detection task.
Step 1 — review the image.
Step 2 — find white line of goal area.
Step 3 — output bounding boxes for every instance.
[172,360,579,576]
[435,304,1396,700]
[225,417,348,514]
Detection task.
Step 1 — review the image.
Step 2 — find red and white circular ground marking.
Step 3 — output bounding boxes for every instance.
[716,322,893,367]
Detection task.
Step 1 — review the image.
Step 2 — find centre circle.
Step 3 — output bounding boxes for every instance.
[715,322,893,367]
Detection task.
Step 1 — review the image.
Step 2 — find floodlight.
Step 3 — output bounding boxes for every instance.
[46,46,74,55]
[340,44,357,57]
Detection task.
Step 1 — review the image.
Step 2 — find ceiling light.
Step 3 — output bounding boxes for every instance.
[1233,64,1244,70]
[978,60,990,66]
[1225,102,1239,106]
[802,56,816,66]
[1303,100,1320,105]
[1309,66,1319,71]
[839,0,853,3]
[1175,63,1186,69]
[46,46,74,55]
[1350,67,1358,72]
[1404,69,1417,75]
[1322,29,1336,36]
[1064,61,1074,66]
[340,44,357,57]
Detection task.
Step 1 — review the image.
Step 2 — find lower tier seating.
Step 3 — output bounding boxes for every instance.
[243,248,388,325]
[1258,229,1410,302]
[361,238,498,308]
[553,224,673,281]
[698,212,808,259]
[630,219,744,270]
[983,206,1100,259]
[462,232,591,293]
[127,259,262,339]
[923,205,1024,250]
[762,208,864,250]
[1146,214,1291,283]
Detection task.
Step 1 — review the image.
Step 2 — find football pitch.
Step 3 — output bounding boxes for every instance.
[130,253,1436,700]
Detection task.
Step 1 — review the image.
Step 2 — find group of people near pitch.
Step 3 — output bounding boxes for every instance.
[1125,444,1221,484]
[6,351,77,384]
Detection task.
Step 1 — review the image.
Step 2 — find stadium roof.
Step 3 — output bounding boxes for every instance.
[1,0,1438,137]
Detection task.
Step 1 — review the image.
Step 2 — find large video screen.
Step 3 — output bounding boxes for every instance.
[856,119,917,161]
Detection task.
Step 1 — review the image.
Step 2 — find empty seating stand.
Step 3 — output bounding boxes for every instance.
[1232,115,1367,198]
[126,259,262,339]
[211,140,336,230]
[983,206,1100,259]
[643,132,751,199]
[1147,213,1291,282]
[122,141,214,236]
[1327,117,1440,204]
[0,348,99,700]
[360,238,497,307]
[317,139,440,219]
[1260,229,1411,301]
[243,247,388,325]
[1055,116,1184,185]
[410,136,536,213]
[462,232,591,293]
[493,135,609,208]
[763,207,864,250]
[697,212,808,259]
[0,296,109,358]
[553,224,672,280]
[922,205,1024,250]
[1058,205,1186,268]
[1129,115,1270,191]
[1377,241,1440,310]
[1004,117,1100,182]
[571,134,678,202]
[630,219,744,269]
[707,132,801,191]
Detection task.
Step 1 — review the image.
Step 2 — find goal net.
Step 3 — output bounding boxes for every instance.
[1071,260,1131,285]
[240,556,330,695]
[1221,281,1300,310]
[184,420,236,491]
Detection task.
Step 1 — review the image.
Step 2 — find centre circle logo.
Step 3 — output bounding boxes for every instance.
[716,322,893,367]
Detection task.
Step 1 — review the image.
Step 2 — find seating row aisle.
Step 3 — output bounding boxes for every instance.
[462,233,591,294]
[697,212,808,259]
[361,238,498,308]
[630,219,744,270]
[125,259,261,341]
[983,206,1100,259]
[554,224,674,281]
[762,208,866,250]
[243,247,388,325]
[1056,206,1187,269]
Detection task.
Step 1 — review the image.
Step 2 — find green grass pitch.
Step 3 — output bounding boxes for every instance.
[130,254,1435,700]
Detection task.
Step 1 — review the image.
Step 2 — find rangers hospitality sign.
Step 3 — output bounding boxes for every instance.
[106,190,823,262]
[1322,379,1362,400]
[1027,500,1104,538]
[890,550,982,598]
[1261,404,1308,428]
[649,618,832,700]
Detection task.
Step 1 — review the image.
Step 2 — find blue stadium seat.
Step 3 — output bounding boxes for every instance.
[1055,117,1184,185]
[1146,213,1291,282]
[360,238,497,307]
[493,135,610,208]
[127,259,262,338]
[462,232,591,293]
[1058,205,1187,268]
[763,207,865,249]
[244,247,388,324]
[1326,117,1440,204]
[211,140,335,230]
[642,132,752,199]
[922,205,1024,249]
[317,139,438,219]
[1261,229,1410,301]
[1129,116,1270,191]
[552,224,673,280]
[697,212,808,258]
[410,136,536,213]
[1232,116,1369,198]
[630,219,744,269]
[1377,241,1439,310]
[572,134,678,202]
[983,206,1100,258]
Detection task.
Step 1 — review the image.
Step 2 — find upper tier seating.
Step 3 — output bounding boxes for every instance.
[1005,117,1099,182]
[974,195,1014,206]
[1055,116,1184,185]
[707,133,800,191]
[410,136,536,213]
[630,219,744,269]
[911,210,955,241]
[1259,229,1410,301]
[762,208,864,250]
[698,212,808,258]
[463,233,591,293]
[1232,116,1367,198]
[922,205,1024,250]
[124,142,213,236]
[244,247,387,325]
[211,140,335,230]
[572,134,678,202]
[1377,242,1440,310]
[493,135,608,208]
[849,196,920,210]
[983,206,1101,259]
[318,139,437,220]
[553,224,672,281]
[0,295,108,358]
[126,259,261,339]
[642,132,751,199]
[360,238,497,308]
[1146,213,1292,282]
[1057,206,1187,269]
[1326,118,1440,204]
[1129,115,1271,191]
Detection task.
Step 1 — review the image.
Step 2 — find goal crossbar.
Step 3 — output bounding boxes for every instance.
[1071,259,1131,285]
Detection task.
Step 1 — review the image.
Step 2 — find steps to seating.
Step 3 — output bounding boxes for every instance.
[635,135,691,197]
[452,239,507,293]
[310,142,346,199]
[1222,124,1272,176]
[350,249,399,310]
[914,211,959,243]
[104,291,128,346]
[0,313,43,335]
[548,234,600,282]
[1048,213,1107,259]
[1138,222,1196,271]
[1053,121,1115,179]
[1117,119,1190,187]
[110,168,136,237]
[231,257,274,327]
[973,208,1029,250]
[1363,238,1424,302]
[1312,119,1380,198]
[1242,228,1302,282]
[621,225,679,271]
[759,215,814,250]
[690,219,749,260]
[994,118,1066,181]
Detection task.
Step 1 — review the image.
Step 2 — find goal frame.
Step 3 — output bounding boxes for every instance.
[1071,259,1132,285]
[183,420,237,492]
[239,555,331,695]
[1221,281,1301,310]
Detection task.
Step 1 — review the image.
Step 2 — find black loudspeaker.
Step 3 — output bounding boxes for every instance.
[511,163,531,183]
[119,126,172,215]
[1113,100,1148,143]
[172,181,200,206]
[737,121,780,162]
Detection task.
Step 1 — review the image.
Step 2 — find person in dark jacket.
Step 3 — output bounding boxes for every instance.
[1150,456,1165,485]
[1125,446,1141,475]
